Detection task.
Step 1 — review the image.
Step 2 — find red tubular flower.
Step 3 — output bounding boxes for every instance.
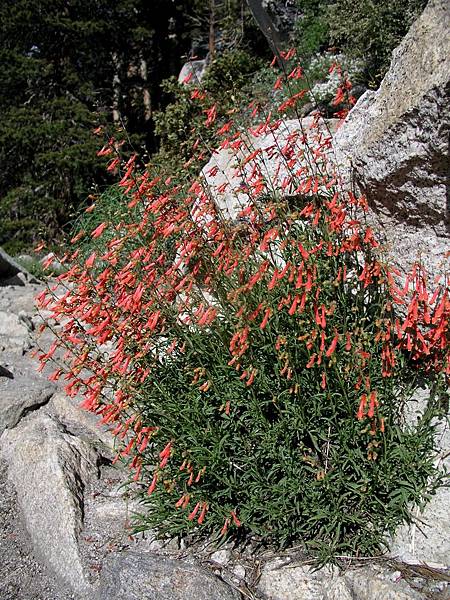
[230,510,241,527]
[288,295,300,316]
[367,391,378,418]
[220,518,230,536]
[85,252,96,268]
[357,394,367,420]
[175,494,186,508]
[159,441,172,459]
[332,86,345,106]
[198,502,208,524]
[260,308,272,330]
[345,332,352,352]
[306,354,316,369]
[273,76,283,90]
[132,463,142,482]
[147,472,158,495]
[326,333,339,358]
[188,502,200,521]
[246,370,256,386]
[204,103,217,127]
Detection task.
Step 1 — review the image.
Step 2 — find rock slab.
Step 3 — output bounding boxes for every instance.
[178,59,207,84]
[390,388,450,566]
[334,0,450,277]
[202,116,338,222]
[0,247,40,285]
[0,357,55,435]
[0,457,77,600]
[0,310,31,351]
[257,560,428,600]
[97,551,240,600]
[0,412,98,595]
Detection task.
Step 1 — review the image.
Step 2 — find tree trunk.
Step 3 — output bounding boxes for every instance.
[112,52,122,124]
[209,0,216,59]
[139,55,152,122]
[245,0,287,63]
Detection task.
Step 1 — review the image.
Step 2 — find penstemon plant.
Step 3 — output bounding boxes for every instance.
[36,50,449,563]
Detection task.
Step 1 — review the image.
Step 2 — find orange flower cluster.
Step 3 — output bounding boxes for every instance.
[36,54,449,537]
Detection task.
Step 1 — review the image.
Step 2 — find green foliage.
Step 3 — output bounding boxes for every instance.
[0,0,199,252]
[153,78,206,166]
[135,365,443,560]
[294,0,331,59]
[69,184,136,264]
[327,0,427,85]
[0,1,111,252]
[0,99,107,253]
[153,49,263,172]
[293,0,427,85]
[203,49,265,95]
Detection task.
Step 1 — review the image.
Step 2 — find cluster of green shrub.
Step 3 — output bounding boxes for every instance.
[295,0,427,85]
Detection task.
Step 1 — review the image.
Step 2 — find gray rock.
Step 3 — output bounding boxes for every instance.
[0,247,40,285]
[178,60,207,85]
[18,309,34,331]
[48,391,114,454]
[0,412,99,595]
[257,560,427,600]
[232,564,246,580]
[344,566,426,600]
[390,482,450,569]
[0,457,78,600]
[202,116,338,222]
[0,358,55,435]
[0,281,43,316]
[0,310,31,352]
[210,549,231,566]
[390,388,450,566]
[77,463,149,583]
[97,551,240,600]
[0,310,29,338]
[257,561,353,600]
[334,0,450,278]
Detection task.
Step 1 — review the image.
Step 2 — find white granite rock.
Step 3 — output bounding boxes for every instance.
[0,412,99,595]
[333,0,450,278]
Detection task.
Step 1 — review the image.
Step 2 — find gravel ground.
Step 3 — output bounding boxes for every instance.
[0,458,77,600]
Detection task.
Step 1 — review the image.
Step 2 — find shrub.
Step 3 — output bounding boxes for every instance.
[37,52,449,563]
[293,0,427,86]
[308,52,364,105]
[294,0,331,60]
[328,0,428,85]
[153,49,264,172]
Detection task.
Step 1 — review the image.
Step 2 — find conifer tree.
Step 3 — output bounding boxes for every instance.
[0,0,192,252]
